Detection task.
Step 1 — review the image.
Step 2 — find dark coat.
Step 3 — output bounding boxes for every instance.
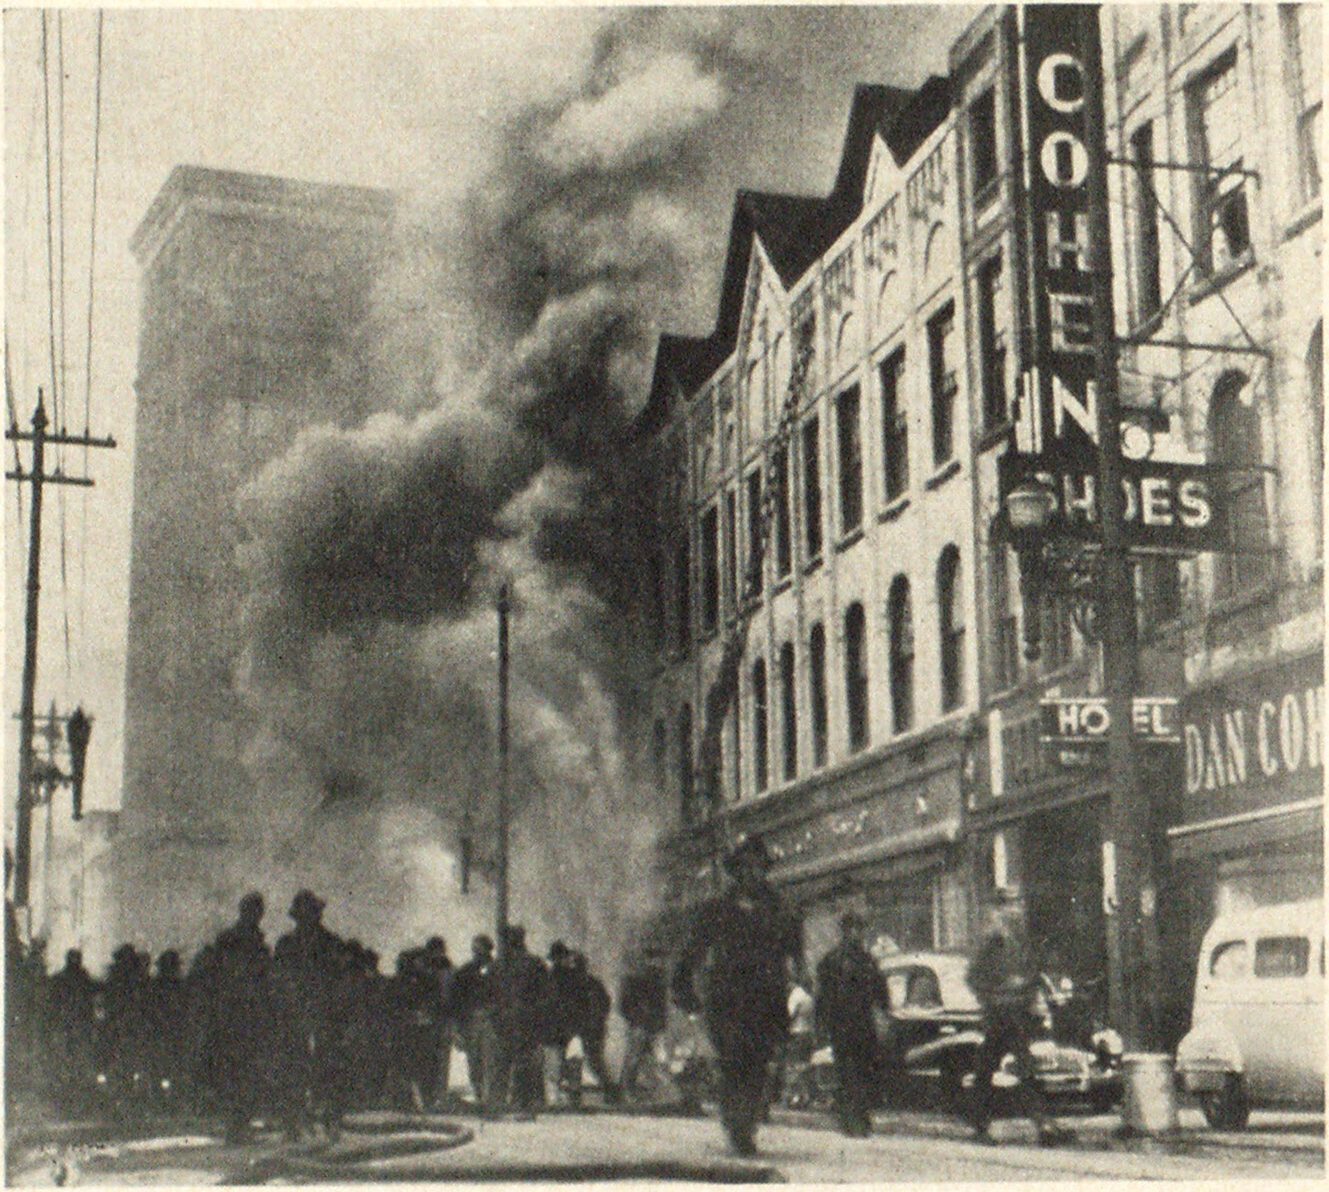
[674,880,801,1045]
[815,941,890,1045]
[967,925,1038,1014]
[571,971,612,1042]
[619,965,668,1034]
[446,957,493,1023]
[490,947,549,1045]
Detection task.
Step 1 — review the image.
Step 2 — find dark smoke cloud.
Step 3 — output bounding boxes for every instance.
[225,11,743,971]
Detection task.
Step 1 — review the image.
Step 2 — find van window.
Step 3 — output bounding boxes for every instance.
[1210,940,1248,978]
[1254,936,1311,978]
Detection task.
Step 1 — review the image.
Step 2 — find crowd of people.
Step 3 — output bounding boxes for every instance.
[7,887,644,1141]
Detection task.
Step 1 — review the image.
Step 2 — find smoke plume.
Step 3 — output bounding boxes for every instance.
[226,10,746,977]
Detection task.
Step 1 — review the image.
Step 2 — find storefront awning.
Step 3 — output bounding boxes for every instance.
[1168,797,1322,861]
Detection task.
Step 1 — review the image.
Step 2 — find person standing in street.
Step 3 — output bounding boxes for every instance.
[815,911,889,1136]
[488,924,547,1118]
[447,934,495,1105]
[965,887,1072,1147]
[673,835,801,1156]
[541,941,578,1107]
[420,936,455,1108]
[618,949,668,1102]
[568,951,618,1105]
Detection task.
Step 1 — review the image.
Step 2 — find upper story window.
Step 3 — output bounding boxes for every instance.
[677,703,694,822]
[674,536,691,653]
[969,86,999,205]
[844,602,870,753]
[1188,49,1251,275]
[752,658,769,794]
[880,349,909,500]
[1210,371,1273,599]
[745,469,764,599]
[928,303,958,466]
[887,575,914,733]
[938,545,965,712]
[724,489,738,614]
[700,505,720,634]
[809,621,829,768]
[1129,121,1164,326]
[802,416,823,563]
[773,443,792,579]
[990,540,1020,691]
[977,255,1008,430]
[779,641,797,782]
[1284,3,1322,204]
[836,385,864,535]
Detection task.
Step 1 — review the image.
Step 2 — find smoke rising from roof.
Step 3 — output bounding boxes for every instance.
[224,12,742,971]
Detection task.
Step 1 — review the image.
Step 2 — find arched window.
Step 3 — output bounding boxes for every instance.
[845,603,870,752]
[752,659,769,794]
[677,704,693,820]
[779,642,797,781]
[888,575,914,733]
[810,622,829,767]
[1210,371,1271,598]
[938,546,965,712]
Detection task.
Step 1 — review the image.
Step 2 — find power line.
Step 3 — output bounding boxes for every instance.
[56,9,72,681]
[40,13,59,432]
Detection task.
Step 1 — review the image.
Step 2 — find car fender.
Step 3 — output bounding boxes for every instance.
[905,1030,985,1068]
[1176,1023,1244,1075]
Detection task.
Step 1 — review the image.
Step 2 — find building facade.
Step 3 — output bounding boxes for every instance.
[640,4,1321,1035]
[116,167,394,948]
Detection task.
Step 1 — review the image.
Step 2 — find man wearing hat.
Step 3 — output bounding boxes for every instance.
[488,924,548,1117]
[274,889,352,1139]
[815,911,891,1136]
[673,834,801,1156]
[541,941,578,1107]
[964,887,1071,1146]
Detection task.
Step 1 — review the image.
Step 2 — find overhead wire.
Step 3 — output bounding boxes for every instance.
[56,9,73,681]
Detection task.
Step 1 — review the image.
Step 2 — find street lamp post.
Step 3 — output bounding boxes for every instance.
[495,582,511,952]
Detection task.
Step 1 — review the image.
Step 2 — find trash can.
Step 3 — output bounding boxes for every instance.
[1120,1053,1178,1135]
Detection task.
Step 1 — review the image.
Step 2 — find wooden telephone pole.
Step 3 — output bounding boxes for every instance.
[6,390,115,907]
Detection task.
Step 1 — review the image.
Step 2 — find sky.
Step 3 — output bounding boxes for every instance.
[4,3,977,953]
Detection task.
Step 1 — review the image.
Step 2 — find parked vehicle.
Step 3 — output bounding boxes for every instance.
[855,950,1121,1113]
[1175,899,1324,1130]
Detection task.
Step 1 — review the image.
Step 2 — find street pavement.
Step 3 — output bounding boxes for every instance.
[7,1105,1323,1184]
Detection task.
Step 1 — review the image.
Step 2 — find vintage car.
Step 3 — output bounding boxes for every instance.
[1175,899,1324,1129]
[872,950,1121,1112]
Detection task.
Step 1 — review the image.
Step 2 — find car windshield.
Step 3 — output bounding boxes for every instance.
[886,957,979,1013]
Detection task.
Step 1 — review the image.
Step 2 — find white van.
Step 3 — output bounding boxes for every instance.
[1175,898,1324,1128]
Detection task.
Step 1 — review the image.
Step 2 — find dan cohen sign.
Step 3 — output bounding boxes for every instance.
[1181,653,1324,826]
[1003,3,1222,555]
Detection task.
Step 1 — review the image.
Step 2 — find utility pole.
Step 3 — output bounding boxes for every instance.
[495,582,511,951]
[1082,10,1161,1058]
[6,391,115,907]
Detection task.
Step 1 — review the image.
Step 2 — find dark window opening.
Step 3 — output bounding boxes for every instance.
[977,256,1007,429]
[938,546,964,712]
[1130,122,1163,324]
[802,417,823,561]
[991,542,1020,690]
[929,304,958,466]
[836,385,864,534]
[674,538,691,652]
[779,641,797,781]
[724,490,738,613]
[810,622,829,767]
[700,506,719,633]
[746,470,764,598]
[1210,371,1271,598]
[1138,555,1182,634]
[752,659,769,794]
[889,575,914,733]
[1190,51,1251,273]
[845,602,870,752]
[970,86,999,203]
[880,349,908,500]
[677,704,694,821]
[773,444,792,578]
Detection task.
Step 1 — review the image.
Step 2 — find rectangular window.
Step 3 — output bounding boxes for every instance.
[880,349,908,501]
[700,505,719,633]
[1287,4,1322,202]
[1128,121,1164,325]
[810,624,829,768]
[970,86,999,203]
[1190,50,1250,273]
[802,417,823,561]
[780,643,797,781]
[752,661,769,794]
[977,256,1008,429]
[1254,936,1310,978]
[724,489,738,614]
[1137,555,1181,634]
[836,385,863,534]
[746,469,763,598]
[991,543,1020,691]
[773,444,792,579]
[928,303,958,465]
[674,538,691,653]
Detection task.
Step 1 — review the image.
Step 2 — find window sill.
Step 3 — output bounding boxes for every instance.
[977,422,1012,453]
[878,495,911,524]
[925,458,962,490]
[835,525,866,553]
[1285,199,1322,242]
[1188,253,1255,305]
